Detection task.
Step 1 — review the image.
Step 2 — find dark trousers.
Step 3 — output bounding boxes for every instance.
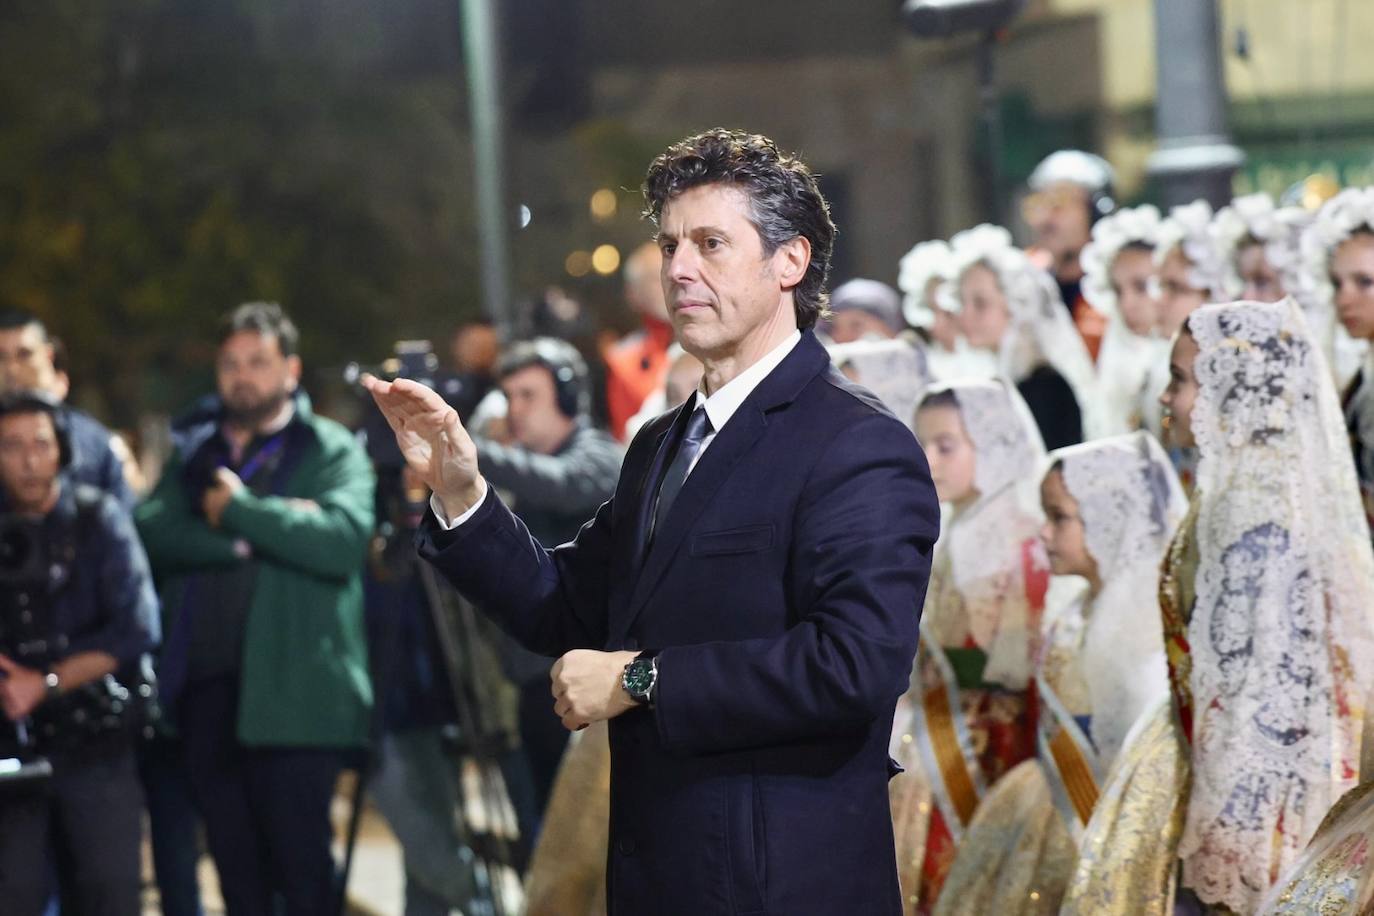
[0,746,143,916]
[180,677,343,916]
[138,735,205,916]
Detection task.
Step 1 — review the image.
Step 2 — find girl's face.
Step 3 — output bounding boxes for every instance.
[958,264,1011,351]
[1331,233,1374,341]
[915,404,978,507]
[1039,468,1098,584]
[1110,247,1160,337]
[1237,241,1284,302]
[1156,247,1207,338]
[1159,329,1200,449]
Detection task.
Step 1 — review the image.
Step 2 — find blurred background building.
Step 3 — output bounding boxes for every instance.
[4,0,1371,433]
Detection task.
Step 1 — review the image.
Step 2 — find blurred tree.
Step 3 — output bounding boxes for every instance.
[0,0,483,426]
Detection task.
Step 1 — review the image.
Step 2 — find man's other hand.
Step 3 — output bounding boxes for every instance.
[362,374,486,518]
[0,655,45,722]
[550,649,640,732]
[203,467,243,528]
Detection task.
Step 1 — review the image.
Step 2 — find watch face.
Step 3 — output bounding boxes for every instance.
[624,660,653,697]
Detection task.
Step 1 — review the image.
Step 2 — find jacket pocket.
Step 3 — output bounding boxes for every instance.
[725,770,767,914]
[690,524,774,558]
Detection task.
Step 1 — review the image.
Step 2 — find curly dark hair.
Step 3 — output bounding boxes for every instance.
[642,129,837,330]
[217,301,300,358]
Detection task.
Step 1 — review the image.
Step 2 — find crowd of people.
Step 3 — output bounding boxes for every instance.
[5,136,1374,916]
[425,149,1374,916]
[0,294,649,914]
[858,159,1374,915]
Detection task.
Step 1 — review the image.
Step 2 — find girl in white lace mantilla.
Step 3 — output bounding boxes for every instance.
[1160,298,1374,913]
[827,337,932,434]
[1300,187,1374,538]
[941,224,1102,448]
[1080,205,1171,437]
[898,239,998,383]
[1218,192,1365,390]
[932,431,1187,916]
[1152,200,1237,339]
[900,379,1049,909]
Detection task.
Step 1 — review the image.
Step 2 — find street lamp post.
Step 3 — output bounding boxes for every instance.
[1148,0,1245,208]
[461,0,513,334]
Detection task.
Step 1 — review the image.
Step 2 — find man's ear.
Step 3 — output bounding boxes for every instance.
[773,235,812,292]
[286,354,303,391]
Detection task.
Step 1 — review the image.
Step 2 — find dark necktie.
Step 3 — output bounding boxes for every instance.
[652,405,713,536]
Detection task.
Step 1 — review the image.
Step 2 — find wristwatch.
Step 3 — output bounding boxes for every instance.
[44,670,61,702]
[621,653,658,706]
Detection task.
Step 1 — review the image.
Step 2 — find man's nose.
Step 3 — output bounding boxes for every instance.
[667,247,699,284]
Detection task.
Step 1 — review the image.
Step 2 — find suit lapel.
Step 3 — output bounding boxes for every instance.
[612,404,769,640]
[610,330,831,642]
[628,402,691,573]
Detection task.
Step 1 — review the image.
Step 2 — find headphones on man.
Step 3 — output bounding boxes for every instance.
[500,338,591,419]
[1028,150,1117,224]
[0,391,74,469]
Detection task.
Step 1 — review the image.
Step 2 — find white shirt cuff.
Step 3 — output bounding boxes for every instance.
[429,479,488,530]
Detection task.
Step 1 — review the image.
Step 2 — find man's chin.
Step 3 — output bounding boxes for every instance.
[675,325,719,355]
[224,396,287,428]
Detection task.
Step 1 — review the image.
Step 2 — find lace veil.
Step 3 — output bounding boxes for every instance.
[898,239,952,330]
[1180,298,1374,912]
[1299,185,1374,392]
[827,337,932,431]
[924,379,1049,688]
[941,224,1104,437]
[1052,431,1187,767]
[1153,200,1237,300]
[1080,205,1170,436]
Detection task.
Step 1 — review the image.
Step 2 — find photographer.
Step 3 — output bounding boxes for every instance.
[136,303,375,916]
[0,310,136,510]
[0,393,159,915]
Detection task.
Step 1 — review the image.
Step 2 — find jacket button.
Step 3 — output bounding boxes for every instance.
[624,637,640,651]
[617,836,637,856]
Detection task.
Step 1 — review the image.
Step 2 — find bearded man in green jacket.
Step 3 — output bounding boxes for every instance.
[136,302,374,916]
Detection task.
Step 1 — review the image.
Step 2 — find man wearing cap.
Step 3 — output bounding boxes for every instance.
[823,278,904,344]
[1023,149,1117,360]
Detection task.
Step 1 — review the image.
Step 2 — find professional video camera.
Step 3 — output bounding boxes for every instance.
[0,506,157,793]
[346,340,520,914]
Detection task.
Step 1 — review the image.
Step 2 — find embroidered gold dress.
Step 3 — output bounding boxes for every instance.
[895,380,1048,914]
[936,432,1187,916]
[1069,300,1374,914]
[1061,501,1197,915]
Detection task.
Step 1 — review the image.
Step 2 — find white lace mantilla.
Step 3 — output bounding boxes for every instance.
[941,224,1106,438]
[1053,432,1186,768]
[1180,298,1374,913]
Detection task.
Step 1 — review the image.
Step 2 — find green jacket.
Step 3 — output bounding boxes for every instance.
[136,395,375,748]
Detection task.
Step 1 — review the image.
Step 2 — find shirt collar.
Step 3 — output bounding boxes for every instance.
[692,330,802,434]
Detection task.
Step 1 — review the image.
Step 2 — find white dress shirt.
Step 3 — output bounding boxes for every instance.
[433,330,802,529]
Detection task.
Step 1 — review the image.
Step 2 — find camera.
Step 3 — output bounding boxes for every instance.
[0,514,47,588]
[0,506,158,784]
[0,514,54,788]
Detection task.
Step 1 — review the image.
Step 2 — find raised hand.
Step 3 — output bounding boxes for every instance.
[362,374,486,517]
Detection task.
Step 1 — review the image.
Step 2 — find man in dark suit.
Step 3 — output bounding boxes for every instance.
[365,129,939,915]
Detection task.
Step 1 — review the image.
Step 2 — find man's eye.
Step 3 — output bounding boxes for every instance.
[661,243,676,256]
[705,238,721,250]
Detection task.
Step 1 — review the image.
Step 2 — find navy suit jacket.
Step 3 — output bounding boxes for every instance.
[418,330,939,915]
